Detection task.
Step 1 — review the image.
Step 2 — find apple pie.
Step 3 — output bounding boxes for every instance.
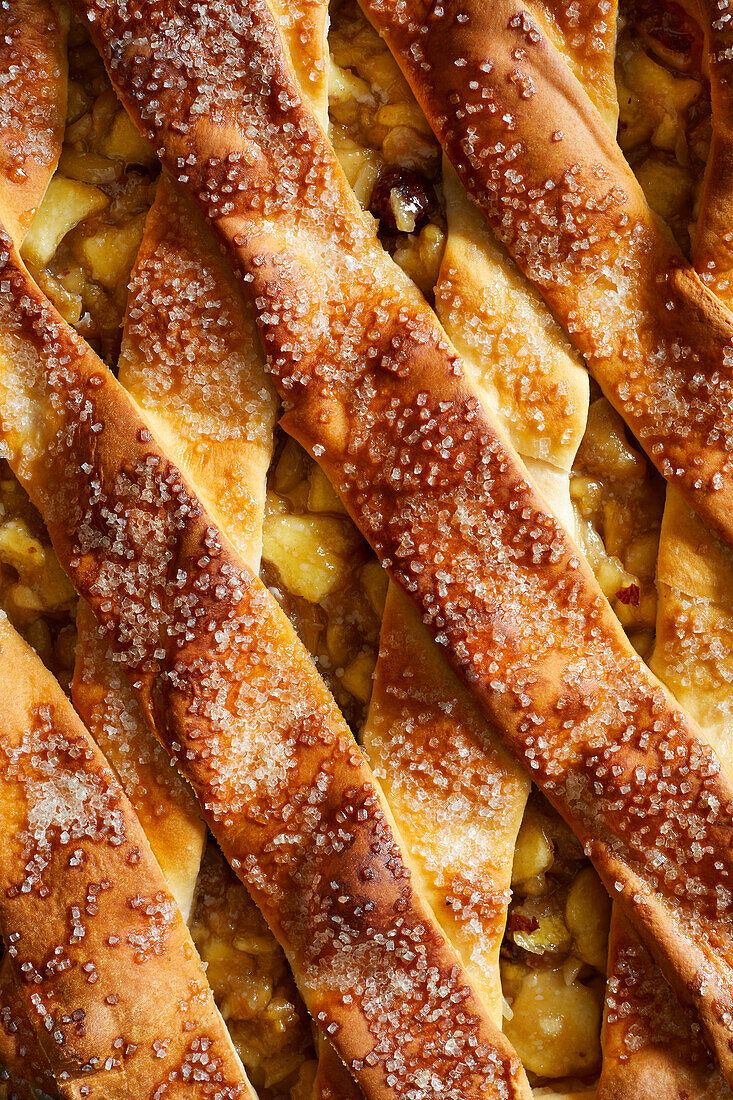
[2,0,733,1098]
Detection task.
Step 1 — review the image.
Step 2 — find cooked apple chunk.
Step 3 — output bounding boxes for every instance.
[74,212,146,290]
[21,176,108,268]
[100,109,157,166]
[504,968,603,1078]
[262,514,358,602]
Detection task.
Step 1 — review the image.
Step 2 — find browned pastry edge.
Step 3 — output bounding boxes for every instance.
[598,911,730,1100]
[0,236,531,1100]
[0,614,252,1100]
[66,0,733,1087]
[0,955,56,1096]
[71,600,207,922]
[355,0,733,550]
[0,0,67,248]
[315,1038,365,1100]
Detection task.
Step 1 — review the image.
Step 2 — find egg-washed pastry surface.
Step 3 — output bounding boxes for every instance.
[5,0,733,1097]
[2,1,625,1092]
[0,5,530,1100]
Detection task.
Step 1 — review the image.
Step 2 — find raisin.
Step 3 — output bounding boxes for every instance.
[369,167,437,233]
[508,912,541,935]
[633,0,703,72]
[616,583,640,606]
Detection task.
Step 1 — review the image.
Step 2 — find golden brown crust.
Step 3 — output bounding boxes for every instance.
[71,601,206,921]
[70,173,277,923]
[602,5,733,1091]
[599,911,730,1100]
[530,0,618,131]
[65,0,733,1085]
[363,585,528,1026]
[357,0,733,548]
[0,0,67,248]
[0,955,55,1096]
[0,238,530,1097]
[269,0,329,126]
[0,614,252,1100]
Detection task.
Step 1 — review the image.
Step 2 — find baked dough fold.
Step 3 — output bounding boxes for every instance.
[0,614,252,1099]
[356,0,733,547]
[67,0,733,1085]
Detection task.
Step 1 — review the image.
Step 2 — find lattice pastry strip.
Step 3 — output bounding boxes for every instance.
[15,1,595,1090]
[69,0,733,1086]
[0,1,595,1096]
[599,2,733,1091]
[359,0,733,545]
[0,614,255,1100]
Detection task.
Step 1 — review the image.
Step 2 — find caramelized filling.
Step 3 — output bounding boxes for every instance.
[261,430,385,731]
[1,0,716,1093]
[0,462,76,690]
[190,845,317,1100]
[328,0,446,298]
[616,0,710,253]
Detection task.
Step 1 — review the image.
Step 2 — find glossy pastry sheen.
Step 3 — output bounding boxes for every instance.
[68,0,733,1087]
[358,0,733,547]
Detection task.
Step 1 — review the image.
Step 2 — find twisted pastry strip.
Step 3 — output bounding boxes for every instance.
[0,614,253,1100]
[0,229,530,1098]
[67,0,733,1085]
[600,3,733,1092]
[70,0,326,939]
[0,0,67,248]
[356,0,733,547]
[363,586,529,1026]
[72,601,206,921]
[71,170,279,922]
[600,498,733,1099]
